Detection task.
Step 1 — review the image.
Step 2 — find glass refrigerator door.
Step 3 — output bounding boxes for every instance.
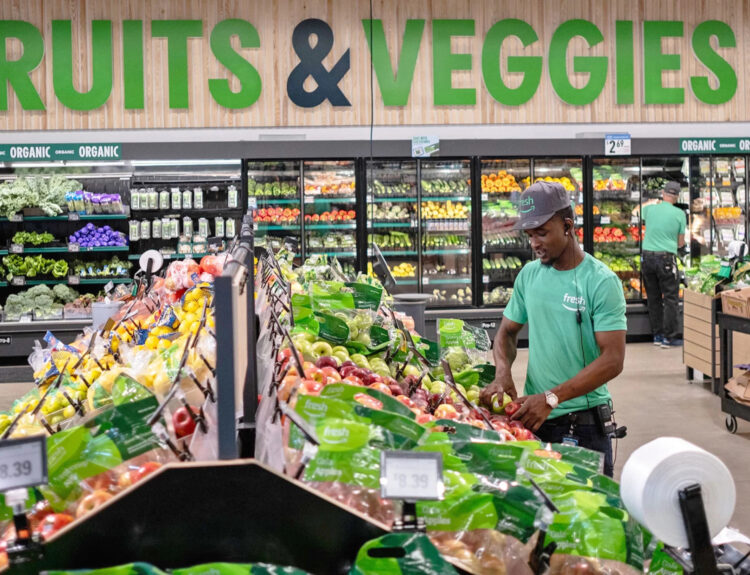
[531,158,584,205]
[592,158,642,301]
[420,159,472,307]
[479,159,531,306]
[247,160,301,255]
[303,160,358,277]
[710,156,745,257]
[691,157,715,260]
[366,160,418,293]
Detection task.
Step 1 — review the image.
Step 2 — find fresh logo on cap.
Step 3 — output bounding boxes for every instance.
[520,196,535,213]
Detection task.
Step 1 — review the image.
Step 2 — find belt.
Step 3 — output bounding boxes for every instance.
[547,408,598,426]
[643,250,675,257]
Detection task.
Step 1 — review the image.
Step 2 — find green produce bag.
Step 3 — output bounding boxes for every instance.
[171,563,312,575]
[40,394,160,511]
[44,562,166,574]
[647,543,684,574]
[349,533,458,575]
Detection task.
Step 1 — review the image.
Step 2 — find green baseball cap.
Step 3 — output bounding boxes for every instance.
[513,181,571,230]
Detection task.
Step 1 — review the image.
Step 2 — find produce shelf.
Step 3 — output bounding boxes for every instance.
[368,249,418,257]
[77,277,132,285]
[127,252,215,261]
[2,245,129,255]
[0,213,129,222]
[394,279,418,285]
[251,197,299,204]
[370,222,416,229]
[421,196,471,202]
[305,223,356,230]
[130,207,244,216]
[483,246,531,254]
[370,196,413,203]
[6,277,131,286]
[306,250,356,258]
[423,248,470,255]
[424,277,472,285]
[255,224,300,231]
[304,195,356,203]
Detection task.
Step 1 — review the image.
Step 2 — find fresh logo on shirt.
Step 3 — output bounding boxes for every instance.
[519,196,535,213]
[562,292,585,312]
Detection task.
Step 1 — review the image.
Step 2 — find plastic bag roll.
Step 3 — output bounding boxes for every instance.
[621,437,735,548]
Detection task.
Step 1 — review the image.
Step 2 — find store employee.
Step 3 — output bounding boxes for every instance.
[480,182,626,476]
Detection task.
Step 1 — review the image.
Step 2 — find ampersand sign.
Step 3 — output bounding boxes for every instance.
[287,19,351,108]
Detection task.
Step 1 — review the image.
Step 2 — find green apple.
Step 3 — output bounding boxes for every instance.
[430,381,446,395]
[455,383,467,397]
[374,367,391,379]
[420,375,432,388]
[403,364,420,378]
[294,340,313,357]
[332,346,350,358]
[333,351,350,365]
[350,354,370,369]
[356,333,371,347]
[467,389,480,403]
[293,332,316,344]
[302,349,321,363]
[348,326,359,339]
[311,341,333,357]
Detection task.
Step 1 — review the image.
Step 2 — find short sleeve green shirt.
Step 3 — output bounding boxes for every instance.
[503,254,626,417]
[642,202,686,255]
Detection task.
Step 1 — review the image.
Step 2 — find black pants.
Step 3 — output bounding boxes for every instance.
[536,410,614,477]
[642,251,680,339]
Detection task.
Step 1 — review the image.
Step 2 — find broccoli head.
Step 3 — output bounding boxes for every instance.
[52,283,79,304]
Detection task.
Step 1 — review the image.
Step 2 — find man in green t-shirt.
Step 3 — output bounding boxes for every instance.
[480,182,626,476]
[641,181,686,348]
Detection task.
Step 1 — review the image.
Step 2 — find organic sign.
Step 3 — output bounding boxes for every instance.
[679,138,750,154]
[0,144,121,162]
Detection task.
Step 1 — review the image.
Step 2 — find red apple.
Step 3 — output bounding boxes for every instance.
[362,372,382,385]
[35,513,74,540]
[504,401,521,416]
[434,404,459,420]
[339,365,358,378]
[512,428,535,441]
[396,395,416,408]
[416,413,435,424]
[369,382,392,396]
[320,366,341,381]
[316,356,339,369]
[353,393,383,410]
[172,405,200,438]
[302,379,324,394]
[342,375,364,387]
[133,461,162,483]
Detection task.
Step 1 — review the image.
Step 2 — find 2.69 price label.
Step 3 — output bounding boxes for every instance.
[0,436,47,492]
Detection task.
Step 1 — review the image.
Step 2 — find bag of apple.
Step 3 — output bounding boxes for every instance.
[44,561,167,574]
[349,533,459,575]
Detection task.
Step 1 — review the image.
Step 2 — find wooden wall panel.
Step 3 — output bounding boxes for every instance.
[0,0,747,130]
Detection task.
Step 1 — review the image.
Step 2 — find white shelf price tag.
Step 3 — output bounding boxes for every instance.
[9,244,23,254]
[68,275,80,285]
[67,243,80,253]
[0,436,47,492]
[605,133,631,156]
[380,451,444,501]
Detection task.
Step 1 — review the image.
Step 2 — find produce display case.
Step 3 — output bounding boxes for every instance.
[479,159,532,306]
[247,160,302,257]
[530,157,583,204]
[691,156,748,259]
[366,159,419,293]
[419,158,473,307]
[591,158,643,301]
[128,159,242,261]
[303,160,358,277]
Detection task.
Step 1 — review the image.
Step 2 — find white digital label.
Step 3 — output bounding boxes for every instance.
[380,451,443,501]
[605,133,631,156]
[0,436,47,491]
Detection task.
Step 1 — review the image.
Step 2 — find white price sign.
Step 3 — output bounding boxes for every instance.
[380,451,444,501]
[605,133,631,156]
[0,436,47,491]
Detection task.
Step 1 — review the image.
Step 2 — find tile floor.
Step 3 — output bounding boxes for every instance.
[0,343,747,534]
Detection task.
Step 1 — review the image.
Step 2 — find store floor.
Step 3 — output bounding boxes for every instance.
[0,342,747,534]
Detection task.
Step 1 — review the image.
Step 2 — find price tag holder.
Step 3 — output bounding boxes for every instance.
[67,243,80,253]
[0,436,47,492]
[8,214,23,223]
[601,216,611,224]
[11,277,25,287]
[68,275,80,285]
[67,212,80,221]
[9,244,23,254]
[304,196,315,204]
[380,451,444,501]
[605,133,631,156]
[104,280,115,294]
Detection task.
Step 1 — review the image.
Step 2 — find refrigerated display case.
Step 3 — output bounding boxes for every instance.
[247,160,301,256]
[531,157,583,205]
[591,158,642,301]
[366,159,418,293]
[303,160,358,277]
[692,156,747,259]
[479,159,532,306]
[419,159,472,307]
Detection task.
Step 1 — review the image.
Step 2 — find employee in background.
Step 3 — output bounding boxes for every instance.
[641,181,686,348]
[480,182,626,477]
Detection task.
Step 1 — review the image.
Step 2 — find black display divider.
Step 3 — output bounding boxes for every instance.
[12,461,389,574]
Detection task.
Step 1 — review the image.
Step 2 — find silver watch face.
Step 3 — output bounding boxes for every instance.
[545,392,558,408]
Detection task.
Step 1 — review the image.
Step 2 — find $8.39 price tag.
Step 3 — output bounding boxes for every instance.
[0,436,47,492]
[380,450,443,501]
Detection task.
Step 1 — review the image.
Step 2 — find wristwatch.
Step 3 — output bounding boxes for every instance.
[544,391,559,409]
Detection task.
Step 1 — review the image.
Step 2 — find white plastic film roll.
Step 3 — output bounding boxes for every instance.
[621,437,736,548]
